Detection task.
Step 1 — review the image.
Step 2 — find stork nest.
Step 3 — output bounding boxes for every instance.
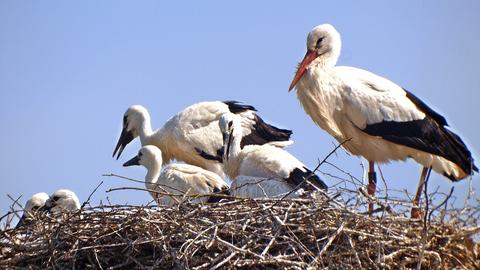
[1,191,479,270]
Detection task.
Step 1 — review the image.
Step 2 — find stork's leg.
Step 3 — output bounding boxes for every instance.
[411,167,432,219]
[367,161,377,214]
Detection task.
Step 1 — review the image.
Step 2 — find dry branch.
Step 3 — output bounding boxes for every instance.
[1,190,479,269]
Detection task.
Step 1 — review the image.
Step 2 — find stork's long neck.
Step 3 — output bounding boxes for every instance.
[138,116,154,146]
[145,158,162,189]
[149,125,174,164]
[295,44,344,140]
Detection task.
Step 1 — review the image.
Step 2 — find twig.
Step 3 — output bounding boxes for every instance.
[428,186,454,225]
[81,181,104,210]
[6,194,24,212]
[308,222,345,268]
[209,251,238,270]
[1,181,478,269]
[103,173,145,184]
[312,138,352,173]
[0,211,14,224]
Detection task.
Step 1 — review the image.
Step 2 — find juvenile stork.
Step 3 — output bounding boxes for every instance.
[288,24,477,217]
[113,101,293,178]
[15,192,49,228]
[219,113,327,198]
[123,145,230,206]
[44,189,81,215]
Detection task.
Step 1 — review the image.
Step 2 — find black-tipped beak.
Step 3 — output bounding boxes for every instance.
[123,155,141,167]
[42,200,54,212]
[15,215,27,229]
[224,131,233,161]
[113,128,134,160]
[220,132,227,159]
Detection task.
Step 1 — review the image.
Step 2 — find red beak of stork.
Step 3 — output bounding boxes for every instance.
[288,50,319,92]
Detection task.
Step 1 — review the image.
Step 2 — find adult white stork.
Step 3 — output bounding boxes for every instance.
[123,145,230,206]
[44,189,81,215]
[113,101,293,178]
[288,24,477,217]
[15,192,49,228]
[218,113,328,198]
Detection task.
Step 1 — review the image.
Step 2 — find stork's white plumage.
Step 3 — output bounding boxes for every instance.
[113,101,293,178]
[230,176,301,198]
[219,113,327,198]
[15,192,49,228]
[44,189,81,215]
[289,24,477,217]
[123,145,229,206]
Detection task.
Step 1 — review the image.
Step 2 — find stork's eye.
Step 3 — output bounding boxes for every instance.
[316,37,324,48]
[123,115,128,125]
[32,206,40,210]
[138,152,143,157]
[52,196,60,201]
[228,121,233,128]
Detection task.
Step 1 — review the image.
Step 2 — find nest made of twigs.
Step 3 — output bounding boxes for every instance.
[1,190,479,270]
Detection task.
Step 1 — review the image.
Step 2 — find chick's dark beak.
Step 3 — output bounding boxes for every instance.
[42,200,55,212]
[224,131,233,161]
[15,215,27,229]
[123,155,141,167]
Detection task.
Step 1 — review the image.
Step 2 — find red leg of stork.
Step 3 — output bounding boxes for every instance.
[411,167,432,219]
[367,161,377,215]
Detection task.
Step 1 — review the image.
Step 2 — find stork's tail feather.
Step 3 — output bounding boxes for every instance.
[241,115,293,147]
[255,115,293,141]
[405,88,477,178]
[206,186,231,203]
[441,127,477,179]
[223,100,293,147]
[286,167,328,191]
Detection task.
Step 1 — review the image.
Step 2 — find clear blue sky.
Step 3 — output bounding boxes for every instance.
[1,1,479,219]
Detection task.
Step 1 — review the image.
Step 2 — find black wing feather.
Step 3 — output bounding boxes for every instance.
[285,167,328,191]
[362,89,477,179]
[194,147,223,163]
[240,115,293,148]
[196,101,294,164]
[223,100,292,146]
[223,100,256,113]
[404,89,448,126]
[206,186,231,203]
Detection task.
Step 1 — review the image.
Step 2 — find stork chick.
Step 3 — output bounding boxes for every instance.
[113,101,293,178]
[123,145,229,206]
[15,192,49,228]
[219,113,327,198]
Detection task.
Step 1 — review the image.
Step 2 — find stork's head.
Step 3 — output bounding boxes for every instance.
[218,113,242,161]
[113,105,150,159]
[289,24,341,91]
[15,192,49,228]
[123,145,162,170]
[44,189,81,214]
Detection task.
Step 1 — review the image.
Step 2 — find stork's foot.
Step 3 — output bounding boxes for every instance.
[410,207,423,219]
